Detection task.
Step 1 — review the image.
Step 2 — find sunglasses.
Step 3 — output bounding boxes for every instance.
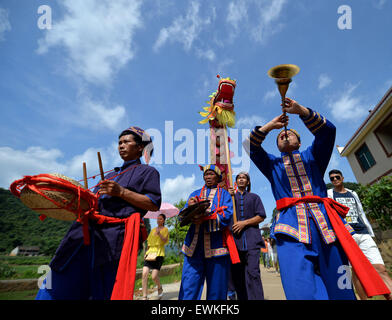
[330,175,341,181]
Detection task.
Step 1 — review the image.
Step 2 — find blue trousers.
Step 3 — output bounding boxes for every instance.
[35,243,118,300]
[276,217,356,300]
[179,238,229,300]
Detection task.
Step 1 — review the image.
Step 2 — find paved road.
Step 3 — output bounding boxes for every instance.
[138,265,286,300]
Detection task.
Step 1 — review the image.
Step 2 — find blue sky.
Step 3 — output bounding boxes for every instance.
[1,0,391,229]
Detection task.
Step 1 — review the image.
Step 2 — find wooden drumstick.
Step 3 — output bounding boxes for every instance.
[97,152,105,180]
[83,162,88,189]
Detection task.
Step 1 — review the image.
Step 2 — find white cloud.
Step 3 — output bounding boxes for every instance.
[373,0,387,9]
[37,0,143,85]
[236,115,266,129]
[264,82,297,101]
[379,79,392,96]
[0,7,11,41]
[318,74,332,90]
[226,1,248,31]
[325,151,343,180]
[252,0,286,43]
[328,84,368,122]
[161,174,196,204]
[226,0,286,44]
[75,98,128,131]
[263,89,278,101]
[0,144,121,189]
[196,48,216,61]
[329,152,340,169]
[153,1,212,52]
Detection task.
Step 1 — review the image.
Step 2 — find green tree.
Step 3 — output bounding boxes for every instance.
[357,177,392,231]
[0,188,71,256]
[325,181,361,193]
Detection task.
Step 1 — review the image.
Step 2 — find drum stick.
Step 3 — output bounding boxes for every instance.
[83,162,88,189]
[97,152,105,180]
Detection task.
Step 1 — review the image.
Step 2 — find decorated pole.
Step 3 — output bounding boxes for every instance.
[199,75,238,223]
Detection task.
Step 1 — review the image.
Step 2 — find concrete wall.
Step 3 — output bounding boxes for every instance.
[347,112,392,185]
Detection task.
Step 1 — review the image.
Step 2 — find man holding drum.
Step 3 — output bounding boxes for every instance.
[36,126,161,300]
[178,165,235,300]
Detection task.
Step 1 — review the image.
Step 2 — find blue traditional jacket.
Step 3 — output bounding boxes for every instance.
[246,108,353,244]
[181,185,233,258]
[50,159,162,271]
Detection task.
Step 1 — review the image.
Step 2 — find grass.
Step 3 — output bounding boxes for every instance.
[0,290,37,300]
[0,265,183,300]
[0,263,46,280]
[134,265,182,290]
[0,256,51,265]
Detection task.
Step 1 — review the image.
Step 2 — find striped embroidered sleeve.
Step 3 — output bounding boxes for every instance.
[247,126,267,147]
[242,126,275,182]
[300,108,327,135]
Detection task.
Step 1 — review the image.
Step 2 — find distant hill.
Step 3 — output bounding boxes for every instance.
[0,188,72,256]
[0,187,152,256]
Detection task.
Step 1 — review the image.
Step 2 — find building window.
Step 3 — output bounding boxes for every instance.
[374,112,392,157]
[355,143,376,172]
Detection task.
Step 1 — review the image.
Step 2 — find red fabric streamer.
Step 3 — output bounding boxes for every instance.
[89,213,141,300]
[276,195,391,298]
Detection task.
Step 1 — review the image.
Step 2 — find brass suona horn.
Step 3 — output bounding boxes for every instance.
[267,64,300,140]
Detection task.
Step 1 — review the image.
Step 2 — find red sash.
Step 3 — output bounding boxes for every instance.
[90,212,140,300]
[276,195,390,298]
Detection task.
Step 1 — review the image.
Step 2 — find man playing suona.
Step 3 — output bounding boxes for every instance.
[244,97,357,299]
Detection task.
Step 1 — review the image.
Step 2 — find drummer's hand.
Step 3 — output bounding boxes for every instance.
[191,213,204,225]
[188,197,198,206]
[98,180,124,197]
[228,187,235,196]
[281,97,310,117]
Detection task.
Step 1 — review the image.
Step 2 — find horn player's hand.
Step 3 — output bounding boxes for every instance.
[281,97,310,117]
[258,114,288,133]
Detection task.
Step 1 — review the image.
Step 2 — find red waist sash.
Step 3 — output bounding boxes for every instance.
[90,212,140,300]
[276,195,390,298]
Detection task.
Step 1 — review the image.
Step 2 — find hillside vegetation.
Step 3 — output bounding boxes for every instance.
[0,188,72,255]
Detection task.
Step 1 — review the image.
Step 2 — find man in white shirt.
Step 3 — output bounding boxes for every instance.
[327,169,392,300]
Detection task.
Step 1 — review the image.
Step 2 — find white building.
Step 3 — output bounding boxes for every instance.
[340,87,392,185]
